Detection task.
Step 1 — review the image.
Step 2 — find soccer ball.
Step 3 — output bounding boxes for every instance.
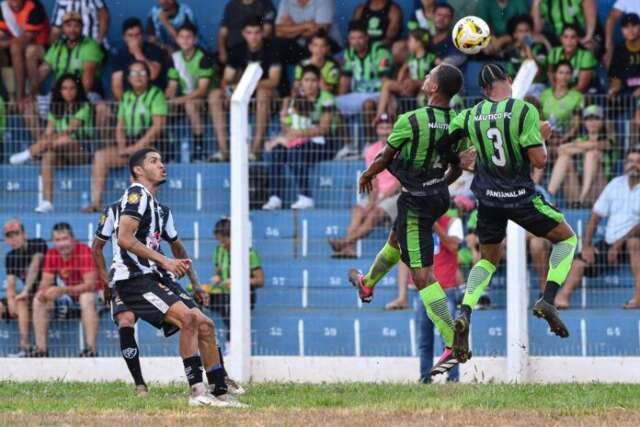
[451,16,491,55]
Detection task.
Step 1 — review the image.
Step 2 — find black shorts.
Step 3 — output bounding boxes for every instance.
[394,191,450,269]
[477,193,565,245]
[114,274,183,330]
[578,240,630,277]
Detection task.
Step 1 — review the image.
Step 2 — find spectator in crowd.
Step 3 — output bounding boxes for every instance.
[608,13,640,99]
[328,114,400,258]
[210,17,282,161]
[292,30,340,94]
[146,0,196,53]
[32,223,101,357]
[86,61,167,212]
[477,0,529,57]
[208,218,263,344]
[337,20,391,141]
[274,0,341,65]
[376,30,435,120]
[165,22,217,161]
[3,219,47,357]
[407,0,436,36]
[504,14,550,96]
[217,0,276,65]
[531,0,599,51]
[352,0,403,46]
[262,65,338,210]
[554,149,640,309]
[429,4,465,66]
[111,18,166,102]
[50,0,109,48]
[0,0,49,101]
[547,25,597,94]
[604,1,640,68]
[10,75,92,213]
[547,105,613,206]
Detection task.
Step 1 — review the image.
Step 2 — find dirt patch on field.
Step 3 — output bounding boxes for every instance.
[3,409,640,427]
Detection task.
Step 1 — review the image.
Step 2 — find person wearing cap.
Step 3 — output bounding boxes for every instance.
[329,115,400,259]
[547,104,613,206]
[50,0,110,48]
[608,13,640,99]
[555,148,640,309]
[604,1,640,68]
[3,219,47,357]
[208,218,264,345]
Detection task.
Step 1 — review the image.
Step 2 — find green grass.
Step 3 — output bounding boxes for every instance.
[1,382,640,415]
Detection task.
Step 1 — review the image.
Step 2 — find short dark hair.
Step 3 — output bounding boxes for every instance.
[243,16,263,29]
[409,30,430,47]
[561,24,581,36]
[553,59,573,73]
[507,14,534,36]
[129,148,160,178]
[122,17,143,34]
[300,64,321,79]
[52,222,74,237]
[627,146,640,157]
[434,64,463,97]
[347,20,367,34]
[177,21,198,36]
[309,28,331,46]
[434,4,454,15]
[478,63,509,90]
[214,218,231,237]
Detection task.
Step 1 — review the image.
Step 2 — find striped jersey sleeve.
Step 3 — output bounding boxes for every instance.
[121,184,149,220]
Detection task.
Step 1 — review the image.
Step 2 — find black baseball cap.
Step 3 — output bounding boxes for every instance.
[621,13,640,27]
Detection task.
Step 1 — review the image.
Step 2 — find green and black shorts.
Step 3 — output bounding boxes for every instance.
[477,193,565,245]
[394,190,449,269]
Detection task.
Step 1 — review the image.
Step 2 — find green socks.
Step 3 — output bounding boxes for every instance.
[419,282,455,347]
[547,234,578,285]
[462,259,497,308]
[363,242,401,288]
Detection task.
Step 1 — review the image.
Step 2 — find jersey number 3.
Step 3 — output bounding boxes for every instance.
[487,127,506,167]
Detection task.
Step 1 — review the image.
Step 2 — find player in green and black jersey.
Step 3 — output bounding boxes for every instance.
[440,64,577,363]
[349,63,474,377]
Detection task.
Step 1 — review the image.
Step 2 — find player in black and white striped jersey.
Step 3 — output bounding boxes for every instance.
[111,148,244,407]
[50,0,110,47]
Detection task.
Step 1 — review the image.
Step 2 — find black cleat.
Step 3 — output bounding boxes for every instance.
[452,313,472,363]
[533,298,570,338]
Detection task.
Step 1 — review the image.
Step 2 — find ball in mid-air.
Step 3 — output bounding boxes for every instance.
[452,16,491,55]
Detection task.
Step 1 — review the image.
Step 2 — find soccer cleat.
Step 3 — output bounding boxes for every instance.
[348,268,373,303]
[533,298,570,338]
[430,347,459,377]
[188,392,236,407]
[215,393,249,408]
[78,348,98,357]
[452,313,472,363]
[134,384,149,396]
[225,377,246,395]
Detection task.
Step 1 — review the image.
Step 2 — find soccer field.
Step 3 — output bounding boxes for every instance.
[2,382,640,426]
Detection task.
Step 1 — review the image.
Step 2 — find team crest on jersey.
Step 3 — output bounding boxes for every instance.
[127,192,140,205]
[99,214,106,225]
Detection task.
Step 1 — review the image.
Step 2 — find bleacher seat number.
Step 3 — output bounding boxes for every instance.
[329,276,341,286]
[323,327,337,337]
[265,227,280,237]
[169,179,183,189]
[319,176,333,187]
[60,179,73,190]
[606,327,621,336]
[5,181,20,191]
[269,327,283,336]
[488,327,503,336]
[325,226,339,236]
[271,276,286,286]
[382,327,397,337]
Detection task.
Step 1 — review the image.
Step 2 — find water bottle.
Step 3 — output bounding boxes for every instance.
[180,138,190,164]
[81,191,90,210]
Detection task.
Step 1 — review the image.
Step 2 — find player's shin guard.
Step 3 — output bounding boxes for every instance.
[183,354,204,387]
[363,242,401,288]
[419,282,455,347]
[119,326,145,386]
[462,259,497,313]
[544,234,578,303]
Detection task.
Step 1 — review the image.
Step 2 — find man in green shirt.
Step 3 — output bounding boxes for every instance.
[85,61,168,212]
[547,25,598,93]
[165,22,217,161]
[209,218,264,343]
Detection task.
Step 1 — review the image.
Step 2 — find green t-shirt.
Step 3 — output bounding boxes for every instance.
[47,103,93,138]
[294,58,340,89]
[407,8,436,35]
[117,86,168,138]
[478,0,529,36]
[539,87,583,133]
[44,37,104,82]
[386,106,455,193]
[342,41,392,93]
[213,245,262,293]
[539,0,586,38]
[449,98,542,204]
[285,90,337,133]
[168,48,217,95]
[407,51,436,81]
[547,47,597,86]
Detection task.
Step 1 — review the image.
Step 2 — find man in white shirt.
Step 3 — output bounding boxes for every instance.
[555,149,640,309]
[604,0,640,67]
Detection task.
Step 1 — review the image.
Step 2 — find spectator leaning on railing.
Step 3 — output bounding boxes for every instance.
[32,223,101,357]
[554,149,640,309]
[146,0,196,54]
[3,219,47,357]
[50,0,110,48]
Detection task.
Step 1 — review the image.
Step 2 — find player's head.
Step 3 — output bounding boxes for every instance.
[552,60,573,88]
[625,147,640,178]
[3,219,26,250]
[422,63,463,101]
[129,148,166,186]
[176,22,198,51]
[560,24,580,52]
[347,20,368,52]
[242,17,264,50]
[621,13,640,42]
[478,63,511,98]
[62,11,83,41]
[52,223,75,256]
[214,217,231,248]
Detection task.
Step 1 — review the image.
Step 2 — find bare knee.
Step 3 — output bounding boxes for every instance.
[627,238,640,253]
[181,311,198,332]
[117,311,136,328]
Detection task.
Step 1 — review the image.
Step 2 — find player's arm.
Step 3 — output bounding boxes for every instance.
[169,238,208,305]
[91,238,109,286]
[437,110,473,171]
[360,144,397,193]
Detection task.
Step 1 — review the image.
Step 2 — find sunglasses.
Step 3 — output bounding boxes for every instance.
[129,70,148,77]
[5,230,21,238]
